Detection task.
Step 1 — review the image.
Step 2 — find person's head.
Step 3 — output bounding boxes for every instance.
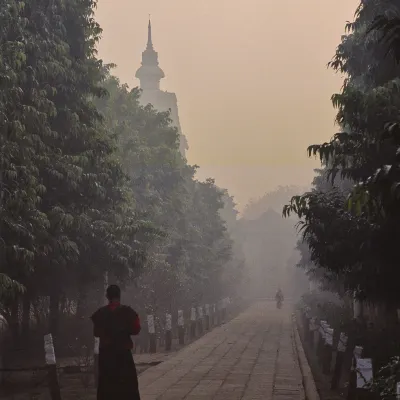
[106,284,121,302]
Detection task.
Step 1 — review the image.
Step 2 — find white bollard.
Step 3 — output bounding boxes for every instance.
[165,313,172,351]
[197,306,204,334]
[190,307,196,338]
[205,304,210,330]
[44,333,61,400]
[94,338,99,387]
[178,310,184,345]
[147,315,156,353]
[356,358,373,389]
[44,334,56,365]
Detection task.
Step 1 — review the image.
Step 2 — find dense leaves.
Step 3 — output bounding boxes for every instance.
[95,73,238,315]
[0,0,157,337]
[284,0,400,305]
[0,0,239,342]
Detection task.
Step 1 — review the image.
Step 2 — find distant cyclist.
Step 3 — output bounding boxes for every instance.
[275,288,284,309]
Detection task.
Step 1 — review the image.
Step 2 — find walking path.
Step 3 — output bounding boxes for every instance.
[139,301,305,400]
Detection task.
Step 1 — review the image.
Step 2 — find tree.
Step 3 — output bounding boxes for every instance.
[0,0,151,340]
[243,185,308,220]
[95,71,237,320]
[284,0,400,307]
[0,0,241,353]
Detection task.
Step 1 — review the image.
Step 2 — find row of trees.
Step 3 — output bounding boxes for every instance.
[96,73,243,321]
[0,0,242,349]
[283,0,400,394]
[284,0,400,309]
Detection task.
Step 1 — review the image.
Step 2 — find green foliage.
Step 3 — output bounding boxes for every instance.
[299,291,352,329]
[0,0,238,328]
[283,0,400,306]
[0,0,240,351]
[95,70,237,313]
[0,0,159,323]
[269,2,400,396]
[368,357,400,399]
[243,185,308,220]
[282,2,400,396]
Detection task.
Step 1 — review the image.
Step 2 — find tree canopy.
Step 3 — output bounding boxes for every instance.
[284,0,400,306]
[0,0,241,343]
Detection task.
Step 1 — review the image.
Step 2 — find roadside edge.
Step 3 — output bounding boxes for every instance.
[292,314,320,400]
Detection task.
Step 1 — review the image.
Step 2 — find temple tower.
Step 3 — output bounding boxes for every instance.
[135,20,188,157]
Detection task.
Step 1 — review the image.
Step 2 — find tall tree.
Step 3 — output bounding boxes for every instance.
[95,72,237,316]
[0,0,150,338]
[284,0,400,306]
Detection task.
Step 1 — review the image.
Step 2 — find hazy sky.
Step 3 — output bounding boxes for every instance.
[95,0,359,209]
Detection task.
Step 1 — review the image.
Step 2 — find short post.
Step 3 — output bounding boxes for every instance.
[323,327,334,374]
[331,332,347,389]
[212,304,216,326]
[197,306,204,335]
[217,300,223,324]
[347,346,363,400]
[309,317,317,347]
[44,334,61,400]
[190,307,196,339]
[396,382,400,400]
[147,315,156,353]
[302,307,310,339]
[355,357,373,398]
[313,322,320,353]
[165,313,172,351]
[205,304,210,330]
[178,310,185,345]
[221,298,227,322]
[94,337,99,388]
[317,320,327,362]
[226,297,231,319]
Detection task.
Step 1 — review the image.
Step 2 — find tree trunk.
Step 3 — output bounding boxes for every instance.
[21,293,31,343]
[384,304,398,328]
[76,285,88,321]
[10,299,20,347]
[49,292,60,336]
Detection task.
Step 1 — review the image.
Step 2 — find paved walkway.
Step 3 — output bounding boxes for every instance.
[138,301,305,400]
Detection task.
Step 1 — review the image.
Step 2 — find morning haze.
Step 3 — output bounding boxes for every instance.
[95,0,358,209]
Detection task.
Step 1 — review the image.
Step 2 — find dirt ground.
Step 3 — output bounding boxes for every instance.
[0,351,177,400]
[296,314,345,400]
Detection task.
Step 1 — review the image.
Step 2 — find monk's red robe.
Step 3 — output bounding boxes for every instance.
[91,302,141,400]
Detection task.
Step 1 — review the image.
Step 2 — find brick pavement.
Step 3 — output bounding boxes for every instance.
[138,301,305,400]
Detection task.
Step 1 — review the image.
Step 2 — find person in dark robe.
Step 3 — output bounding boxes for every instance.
[91,284,141,400]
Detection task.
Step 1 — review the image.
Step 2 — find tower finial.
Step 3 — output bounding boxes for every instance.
[147,16,153,50]
[136,16,165,90]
